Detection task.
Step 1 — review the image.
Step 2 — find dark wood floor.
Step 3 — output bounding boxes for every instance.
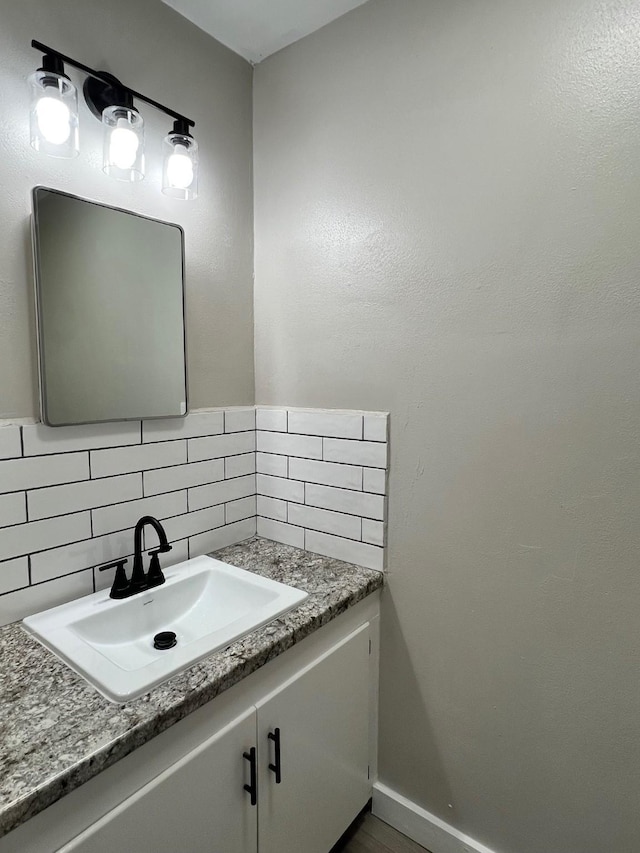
[331,809,430,853]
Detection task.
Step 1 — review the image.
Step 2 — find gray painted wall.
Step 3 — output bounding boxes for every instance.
[0,0,254,419]
[253,1,640,851]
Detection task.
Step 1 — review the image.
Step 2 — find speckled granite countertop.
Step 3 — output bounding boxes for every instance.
[0,537,382,839]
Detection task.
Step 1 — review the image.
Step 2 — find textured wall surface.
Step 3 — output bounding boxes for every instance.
[0,0,254,419]
[253,1,640,851]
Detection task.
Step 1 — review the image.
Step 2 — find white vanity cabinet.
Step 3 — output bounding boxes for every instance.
[59,708,258,853]
[2,594,379,853]
[257,623,371,853]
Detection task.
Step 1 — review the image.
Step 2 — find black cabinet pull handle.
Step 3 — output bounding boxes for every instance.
[243,747,257,805]
[268,727,282,784]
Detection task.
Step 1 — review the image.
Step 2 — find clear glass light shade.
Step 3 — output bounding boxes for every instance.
[102,106,144,181]
[162,133,198,200]
[28,70,79,158]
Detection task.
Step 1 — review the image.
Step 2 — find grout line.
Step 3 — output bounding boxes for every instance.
[0,580,31,598]
[21,441,146,460]
[27,566,94,590]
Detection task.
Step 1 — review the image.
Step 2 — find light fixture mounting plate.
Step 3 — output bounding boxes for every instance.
[83,72,133,119]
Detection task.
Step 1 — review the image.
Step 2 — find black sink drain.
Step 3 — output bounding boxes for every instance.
[153,631,177,650]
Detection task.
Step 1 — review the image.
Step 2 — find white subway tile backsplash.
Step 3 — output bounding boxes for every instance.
[0,558,29,595]
[287,410,363,439]
[224,408,256,433]
[289,458,362,491]
[0,570,93,628]
[189,431,256,462]
[0,453,89,495]
[363,413,389,442]
[0,407,264,624]
[253,407,388,571]
[31,528,135,584]
[0,513,91,563]
[28,474,142,521]
[23,422,141,456]
[163,505,225,541]
[257,431,322,460]
[190,517,256,556]
[142,411,224,443]
[91,441,187,478]
[305,483,385,520]
[144,459,224,496]
[363,467,387,495]
[257,474,304,503]
[190,475,255,511]
[162,538,190,568]
[362,519,385,546]
[0,426,22,460]
[256,452,288,477]
[225,453,256,479]
[288,503,361,541]
[92,492,187,536]
[257,517,305,549]
[323,438,387,469]
[305,530,384,572]
[0,493,26,529]
[256,495,287,522]
[256,407,287,432]
[225,496,256,524]
[0,405,387,623]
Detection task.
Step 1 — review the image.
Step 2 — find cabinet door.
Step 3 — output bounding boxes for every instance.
[59,708,257,853]
[257,623,371,853]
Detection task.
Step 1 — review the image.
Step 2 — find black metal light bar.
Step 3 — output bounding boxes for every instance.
[31,39,195,130]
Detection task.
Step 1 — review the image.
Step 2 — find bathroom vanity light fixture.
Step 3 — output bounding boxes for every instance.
[162,119,199,200]
[29,41,198,197]
[28,53,79,158]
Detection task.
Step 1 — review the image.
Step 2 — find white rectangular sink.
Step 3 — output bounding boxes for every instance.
[23,556,308,703]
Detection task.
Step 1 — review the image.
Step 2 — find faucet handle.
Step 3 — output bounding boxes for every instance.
[98,558,130,599]
[147,548,168,588]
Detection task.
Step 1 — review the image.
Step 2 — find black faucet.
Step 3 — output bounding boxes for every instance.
[99,516,172,599]
[131,515,172,591]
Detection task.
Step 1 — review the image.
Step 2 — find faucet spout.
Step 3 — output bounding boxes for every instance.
[131,516,171,592]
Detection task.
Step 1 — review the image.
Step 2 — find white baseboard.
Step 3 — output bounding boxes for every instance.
[372,782,499,853]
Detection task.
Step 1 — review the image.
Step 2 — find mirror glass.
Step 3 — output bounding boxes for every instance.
[32,187,188,426]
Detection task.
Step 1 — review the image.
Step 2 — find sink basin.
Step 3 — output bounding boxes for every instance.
[23,556,308,703]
